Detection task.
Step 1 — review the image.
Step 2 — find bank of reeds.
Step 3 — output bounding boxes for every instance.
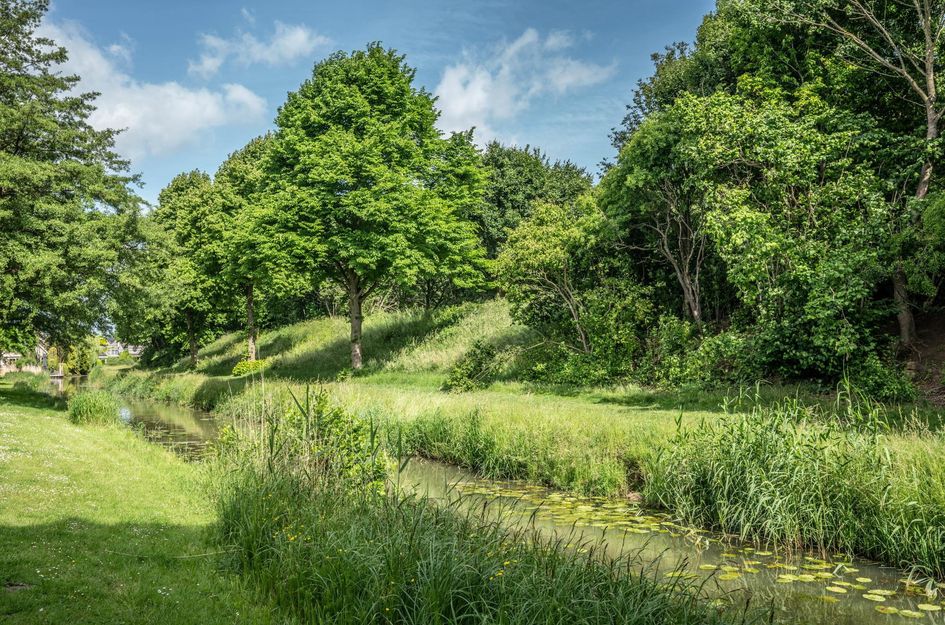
[644,398,945,578]
[67,389,121,425]
[210,389,754,625]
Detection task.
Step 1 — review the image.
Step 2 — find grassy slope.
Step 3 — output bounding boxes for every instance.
[104,299,843,496]
[0,385,275,625]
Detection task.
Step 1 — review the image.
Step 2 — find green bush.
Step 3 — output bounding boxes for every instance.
[644,399,945,577]
[67,390,121,425]
[115,350,137,365]
[212,389,739,625]
[442,341,498,392]
[231,358,270,377]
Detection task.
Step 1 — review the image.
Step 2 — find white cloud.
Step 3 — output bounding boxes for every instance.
[240,8,256,25]
[39,20,268,160]
[434,29,616,142]
[188,20,330,79]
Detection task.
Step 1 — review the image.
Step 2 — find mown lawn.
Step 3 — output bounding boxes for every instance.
[0,384,274,625]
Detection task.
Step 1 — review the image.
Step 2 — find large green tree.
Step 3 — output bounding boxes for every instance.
[268,44,486,369]
[752,0,945,350]
[216,135,318,362]
[152,171,231,367]
[0,0,140,353]
[477,142,592,258]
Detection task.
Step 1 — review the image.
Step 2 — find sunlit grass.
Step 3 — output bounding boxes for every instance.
[0,382,276,624]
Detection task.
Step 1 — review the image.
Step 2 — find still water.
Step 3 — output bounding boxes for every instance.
[400,460,945,625]
[69,379,943,625]
[55,376,218,458]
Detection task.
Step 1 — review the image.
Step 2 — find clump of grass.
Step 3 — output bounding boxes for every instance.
[67,390,121,425]
[212,389,751,625]
[645,398,945,578]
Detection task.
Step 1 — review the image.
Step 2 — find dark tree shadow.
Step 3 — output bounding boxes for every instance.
[0,387,66,411]
[267,311,469,382]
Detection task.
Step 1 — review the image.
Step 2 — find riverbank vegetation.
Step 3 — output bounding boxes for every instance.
[211,388,754,625]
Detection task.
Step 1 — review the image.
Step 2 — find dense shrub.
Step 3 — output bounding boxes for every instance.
[638,317,759,388]
[645,400,945,577]
[231,358,270,377]
[442,341,499,392]
[67,390,121,425]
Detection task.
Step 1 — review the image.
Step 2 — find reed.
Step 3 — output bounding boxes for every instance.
[67,389,121,425]
[211,389,755,625]
[644,398,945,578]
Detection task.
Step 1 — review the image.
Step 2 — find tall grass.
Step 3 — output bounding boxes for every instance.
[67,390,121,425]
[644,398,945,578]
[214,379,686,496]
[211,389,753,625]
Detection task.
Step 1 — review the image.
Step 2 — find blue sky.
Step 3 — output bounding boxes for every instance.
[43,0,716,204]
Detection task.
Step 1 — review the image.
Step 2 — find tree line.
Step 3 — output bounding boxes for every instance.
[4,0,945,399]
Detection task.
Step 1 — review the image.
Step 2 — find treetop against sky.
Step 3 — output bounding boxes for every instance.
[42,0,714,204]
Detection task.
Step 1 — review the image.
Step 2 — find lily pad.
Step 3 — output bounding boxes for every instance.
[825,586,848,594]
[862,594,886,602]
[874,606,899,615]
[917,604,942,612]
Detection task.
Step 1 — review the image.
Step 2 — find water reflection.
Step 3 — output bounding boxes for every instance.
[118,401,218,459]
[54,376,217,459]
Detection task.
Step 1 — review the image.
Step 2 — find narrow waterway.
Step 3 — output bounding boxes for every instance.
[90,387,944,625]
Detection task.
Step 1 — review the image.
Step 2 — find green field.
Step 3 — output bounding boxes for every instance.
[0,382,274,625]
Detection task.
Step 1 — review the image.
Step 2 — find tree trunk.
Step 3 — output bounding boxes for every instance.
[348,275,364,370]
[186,311,198,368]
[896,110,939,350]
[246,283,257,362]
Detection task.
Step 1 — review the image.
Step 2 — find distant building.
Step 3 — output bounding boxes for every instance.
[98,340,144,361]
[0,352,22,376]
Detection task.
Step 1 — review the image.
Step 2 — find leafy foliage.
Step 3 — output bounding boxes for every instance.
[0,0,141,353]
[268,44,488,368]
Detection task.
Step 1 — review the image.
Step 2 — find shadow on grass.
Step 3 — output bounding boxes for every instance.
[0,519,263,625]
[268,311,471,382]
[0,387,66,412]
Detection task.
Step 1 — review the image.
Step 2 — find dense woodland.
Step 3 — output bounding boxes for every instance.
[5,0,945,400]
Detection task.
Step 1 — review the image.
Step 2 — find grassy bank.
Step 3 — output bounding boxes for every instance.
[101,300,945,578]
[211,389,755,625]
[0,382,274,624]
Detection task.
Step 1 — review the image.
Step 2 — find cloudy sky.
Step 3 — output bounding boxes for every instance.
[43,0,715,204]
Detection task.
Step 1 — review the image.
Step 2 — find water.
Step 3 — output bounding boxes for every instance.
[55,377,218,459]
[117,400,218,459]
[76,385,944,625]
[400,458,945,625]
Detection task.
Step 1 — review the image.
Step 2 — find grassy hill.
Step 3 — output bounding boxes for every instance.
[179,299,529,386]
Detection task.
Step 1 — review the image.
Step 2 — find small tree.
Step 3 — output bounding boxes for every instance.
[153,171,229,367]
[496,198,604,354]
[600,105,709,329]
[217,136,317,362]
[269,44,486,369]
